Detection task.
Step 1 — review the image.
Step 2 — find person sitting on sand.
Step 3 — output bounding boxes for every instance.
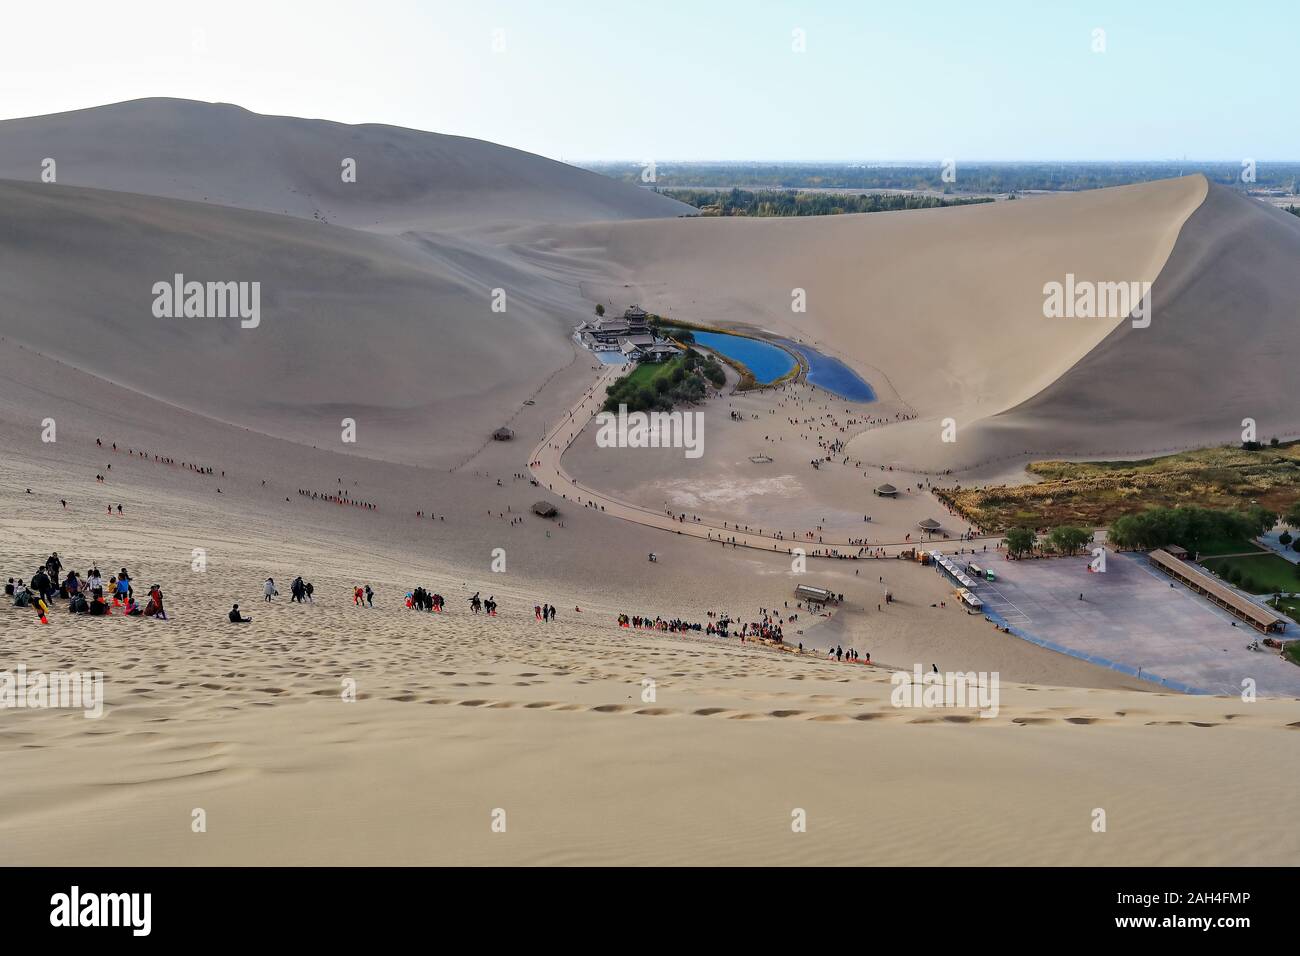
[87,594,110,616]
[229,603,251,623]
[4,578,15,597]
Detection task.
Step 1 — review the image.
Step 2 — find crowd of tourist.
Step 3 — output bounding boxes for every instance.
[6,552,166,623]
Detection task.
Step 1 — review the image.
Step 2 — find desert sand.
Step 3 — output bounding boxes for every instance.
[3,430,1297,866]
[1,100,1297,866]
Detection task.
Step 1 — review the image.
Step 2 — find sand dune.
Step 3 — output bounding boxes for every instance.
[0,98,693,230]
[0,178,597,468]
[963,185,1300,463]
[0,99,689,468]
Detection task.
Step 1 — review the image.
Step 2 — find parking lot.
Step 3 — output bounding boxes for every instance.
[935,549,1300,697]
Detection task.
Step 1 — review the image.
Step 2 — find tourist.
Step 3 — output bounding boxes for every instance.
[30,566,53,604]
[145,585,167,620]
[229,603,251,623]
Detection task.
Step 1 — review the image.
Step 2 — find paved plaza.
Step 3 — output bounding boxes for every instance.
[933,549,1300,698]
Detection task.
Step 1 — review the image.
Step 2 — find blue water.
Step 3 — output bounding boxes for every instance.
[688,329,875,401]
[782,341,877,402]
[690,331,797,384]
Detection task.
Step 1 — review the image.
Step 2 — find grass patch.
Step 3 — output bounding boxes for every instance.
[601,350,724,413]
[1200,553,1300,594]
[937,442,1300,532]
[622,359,678,391]
[1267,594,1300,628]
[1195,534,1265,557]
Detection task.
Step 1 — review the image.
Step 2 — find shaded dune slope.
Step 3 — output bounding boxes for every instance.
[961,185,1300,465]
[0,180,585,466]
[0,97,692,230]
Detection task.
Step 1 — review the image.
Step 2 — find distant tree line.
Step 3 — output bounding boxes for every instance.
[1107,505,1277,553]
[582,161,1300,195]
[663,188,992,217]
[1000,504,1289,560]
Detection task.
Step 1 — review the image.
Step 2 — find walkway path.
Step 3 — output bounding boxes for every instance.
[527,369,1002,561]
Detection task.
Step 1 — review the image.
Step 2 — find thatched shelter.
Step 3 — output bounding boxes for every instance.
[492,427,514,441]
[917,518,941,531]
[531,501,558,518]
[874,483,898,497]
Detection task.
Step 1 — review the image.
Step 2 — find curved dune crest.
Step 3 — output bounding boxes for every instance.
[960,184,1300,466]
[0,97,694,230]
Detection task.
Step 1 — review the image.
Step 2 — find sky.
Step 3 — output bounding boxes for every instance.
[1,0,1293,162]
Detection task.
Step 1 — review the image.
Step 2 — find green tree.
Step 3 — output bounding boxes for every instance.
[594,303,605,316]
[1048,526,1093,556]
[1003,527,1036,558]
[1244,504,1277,537]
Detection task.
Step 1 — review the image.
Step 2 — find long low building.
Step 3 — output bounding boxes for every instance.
[1148,548,1287,633]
